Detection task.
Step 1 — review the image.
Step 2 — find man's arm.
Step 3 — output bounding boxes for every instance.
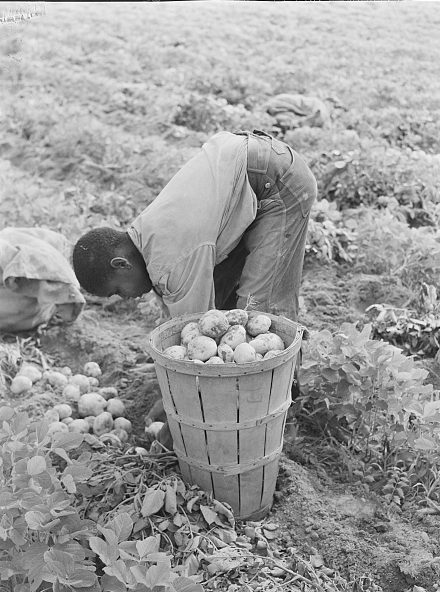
[159,244,216,318]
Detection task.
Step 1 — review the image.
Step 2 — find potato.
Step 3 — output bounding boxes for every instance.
[259,332,285,351]
[62,384,81,403]
[187,336,218,361]
[134,446,148,455]
[58,366,73,377]
[47,421,69,436]
[44,371,69,389]
[100,433,121,446]
[10,375,32,395]
[69,418,90,433]
[106,397,126,418]
[111,428,129,443]
[88,377,100,388]
[234,342,257,364]
[264,349,284,360]
[69,374,91,394]
[78,392,107,417]
[62,417,74,425]
[205,356,225,364]
[163,345,187,360]
[84,416,96,429]
[225,309,249,326]
[44,409,60,424]
[114,417,132,433]
[84,361,102,378]
[99,386,118,400]
[53,403,73,420]
[248,338,269,355]
[181,322,202,346]
[217,343,234,362]
[246,314,272,337]
[93,411,114,436]
[18,364,42,384]
[145,421,164,439]
[219,325,247,350]
[198,310,229,339]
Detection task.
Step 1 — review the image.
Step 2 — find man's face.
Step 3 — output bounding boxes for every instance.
[105,260,152,298]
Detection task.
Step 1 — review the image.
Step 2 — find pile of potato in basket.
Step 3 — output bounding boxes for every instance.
[162,309,286,364]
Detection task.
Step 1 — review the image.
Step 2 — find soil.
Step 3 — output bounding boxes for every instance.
[4,259,437,592]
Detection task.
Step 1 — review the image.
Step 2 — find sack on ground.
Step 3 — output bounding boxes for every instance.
[0,227,85,331]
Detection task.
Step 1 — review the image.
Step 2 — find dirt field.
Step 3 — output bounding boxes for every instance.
[2,2,440,591]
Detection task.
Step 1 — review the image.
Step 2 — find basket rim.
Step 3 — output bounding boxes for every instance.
[146,310,304,376]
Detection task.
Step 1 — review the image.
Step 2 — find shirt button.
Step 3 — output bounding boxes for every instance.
[265,182,271,189]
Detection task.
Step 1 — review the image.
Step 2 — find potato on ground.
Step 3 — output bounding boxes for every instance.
[69,374,91,394]
[69,418,90,433]
[83,361,102,378]
[219,325,247,350]
[44,371,68,389]
[225,309,248,326]
[187,335,218,361]
[18,364,42,384]
[106,397,126,418]
[114,417,132,433]
[246,314,272,337]
[10,375,32,395]
[78,392,107,417]
[198,310,229,339]
[62,384,81,402]
[93,411,114,436]
[53,403,73,420]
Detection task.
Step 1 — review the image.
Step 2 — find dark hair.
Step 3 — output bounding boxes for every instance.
[72,227,127,296]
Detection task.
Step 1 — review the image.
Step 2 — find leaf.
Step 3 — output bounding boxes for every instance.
[53,447,72,464]
[61,474,76,494]
[141,488,165,517]
[136,535,160,558]
[172,576,204,592]
[144,558,176,589]
[414,436,435,450]
[63,464,93,482]
[44,548,74,579]
[25,510,47,530]
[65,568,98,588]
[100,574,127,592]
[109,512,133,542]
[0,406,15,421]
[199,505,218,525]
[51,432,84,450]
[165,484,178,515]
[89,536,119,565]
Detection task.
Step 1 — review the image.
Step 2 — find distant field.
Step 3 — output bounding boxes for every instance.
[1,1,440,238]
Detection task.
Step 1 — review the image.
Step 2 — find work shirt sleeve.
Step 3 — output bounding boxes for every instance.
[158,244,216,318]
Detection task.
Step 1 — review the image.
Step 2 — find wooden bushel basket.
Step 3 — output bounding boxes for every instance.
[147,311,303,520]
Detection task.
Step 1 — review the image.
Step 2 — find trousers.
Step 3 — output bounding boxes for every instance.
[214,129,317,321]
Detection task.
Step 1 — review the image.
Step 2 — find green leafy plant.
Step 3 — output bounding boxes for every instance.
[296,323,440,502]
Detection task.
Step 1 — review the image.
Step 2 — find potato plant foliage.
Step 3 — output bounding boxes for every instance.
[0,407,209,592]
[297,323,440,486]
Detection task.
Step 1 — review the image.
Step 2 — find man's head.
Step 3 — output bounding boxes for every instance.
[72,227,152,298]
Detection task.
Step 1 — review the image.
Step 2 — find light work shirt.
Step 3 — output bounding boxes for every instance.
[127,132,257,317]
